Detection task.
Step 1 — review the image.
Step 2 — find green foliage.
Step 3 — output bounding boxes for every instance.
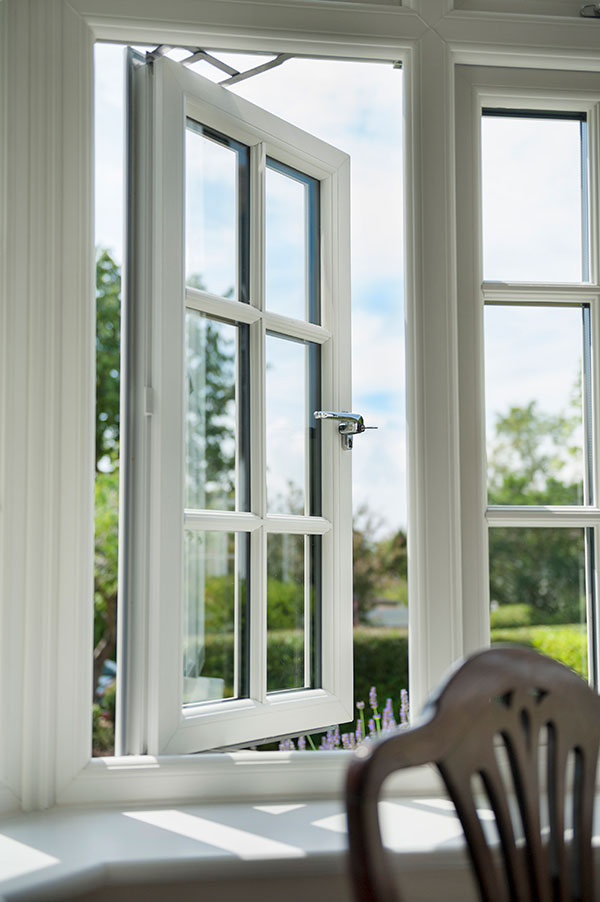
[489,603,548,629]
[94,468,119,653]
[491,624,587,679]
[201,627,410,728]
[489,527,585,623]
[488,394,585,623]
[266,578,304,631]
[351,628,409,722]
[352,506,385,624]
[185,312,236,504]
[95,249,121,472]
[488,399,582,504]
[92,704,115,756]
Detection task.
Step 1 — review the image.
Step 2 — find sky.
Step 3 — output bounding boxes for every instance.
[95,45,587,536]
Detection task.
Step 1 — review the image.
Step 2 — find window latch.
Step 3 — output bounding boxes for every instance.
[314,410,377,450]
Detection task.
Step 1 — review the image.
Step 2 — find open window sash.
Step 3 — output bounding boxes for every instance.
[120,52,353,755]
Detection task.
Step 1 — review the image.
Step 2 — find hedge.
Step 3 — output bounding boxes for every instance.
[201,622,585,734]
[490,624,587,679]
[201,627,410,730]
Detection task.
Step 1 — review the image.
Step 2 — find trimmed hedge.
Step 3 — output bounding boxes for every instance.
[200,623,586,719]
[202,627,410,729]
[491,624,587,679]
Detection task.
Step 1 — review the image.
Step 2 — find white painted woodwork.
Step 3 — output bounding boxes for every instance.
[1,0,600,813]
[0,0,94,811]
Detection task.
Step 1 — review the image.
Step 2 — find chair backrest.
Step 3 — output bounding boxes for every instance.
[346,647,600,902]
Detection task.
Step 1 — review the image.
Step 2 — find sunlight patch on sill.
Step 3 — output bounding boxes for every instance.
[0,835,60,882]
[123,810,307,859]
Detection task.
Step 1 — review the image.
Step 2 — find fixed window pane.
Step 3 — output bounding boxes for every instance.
[186,121,249,299]
[482,113,586,283]
[266,334,321,515]
[184,530,249,705]
[185,311,250,512]
[266,161,319,323]
[485,305,585,505]
[489,527,587,678]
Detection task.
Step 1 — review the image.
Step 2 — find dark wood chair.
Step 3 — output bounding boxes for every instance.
[346,646,600,902]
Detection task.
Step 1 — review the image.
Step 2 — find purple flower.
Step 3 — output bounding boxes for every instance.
[279,738,296,751]
[382,698,396,731]
[369,686,378,709]
[342,733,356,750]
[400,688,409,725]
[356,700,365,711]
[297,735,306,751]
[368,718,376,736]
[356,719,364,743]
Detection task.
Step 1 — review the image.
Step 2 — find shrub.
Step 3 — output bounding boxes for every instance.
[491,624,587,679]
[92,704,114,755]
[202,627,409,706]
[490,603,543,629]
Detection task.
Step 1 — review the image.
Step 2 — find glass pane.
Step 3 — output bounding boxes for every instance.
[266,335,316,514]
[482,114,585,282]
[267,533,305,692]
[185,311,249,512]
[183,531,249,705]
[485,305,584,505]
[266,164,309,321]
[489,527,587,679]
[186,123,238,298]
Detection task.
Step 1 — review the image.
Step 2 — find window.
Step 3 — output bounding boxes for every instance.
[5,0,600,815]
[121,53,353,753]
[456,67,600,690]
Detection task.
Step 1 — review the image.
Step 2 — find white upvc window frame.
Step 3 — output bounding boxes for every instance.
[3,0,600,814]
[455,65,600,687]
[122,54,353,755]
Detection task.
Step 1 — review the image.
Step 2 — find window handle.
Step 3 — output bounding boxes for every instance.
[314,410,377,450]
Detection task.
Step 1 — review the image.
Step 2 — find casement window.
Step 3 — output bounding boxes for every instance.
[456,67,600,690]
[120,52,353,754]
[6,0,600,814]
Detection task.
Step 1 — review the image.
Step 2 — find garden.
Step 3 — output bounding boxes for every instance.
[93,249,588,754]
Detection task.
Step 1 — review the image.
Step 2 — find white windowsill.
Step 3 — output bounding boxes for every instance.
[4,788,600,902]
[0,795,482,902]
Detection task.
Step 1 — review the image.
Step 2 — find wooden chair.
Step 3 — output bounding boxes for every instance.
[346,646,600,902]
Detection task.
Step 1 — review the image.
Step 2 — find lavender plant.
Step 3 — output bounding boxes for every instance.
[279,686,409,752]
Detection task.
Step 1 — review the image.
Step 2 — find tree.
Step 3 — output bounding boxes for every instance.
[185,316,236,507]
[352,506,385,625]
[95,250,121,473]
[488,395,585,623]
[93,249,121,696]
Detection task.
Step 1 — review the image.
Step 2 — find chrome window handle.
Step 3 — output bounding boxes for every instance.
[314,410,377,450]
